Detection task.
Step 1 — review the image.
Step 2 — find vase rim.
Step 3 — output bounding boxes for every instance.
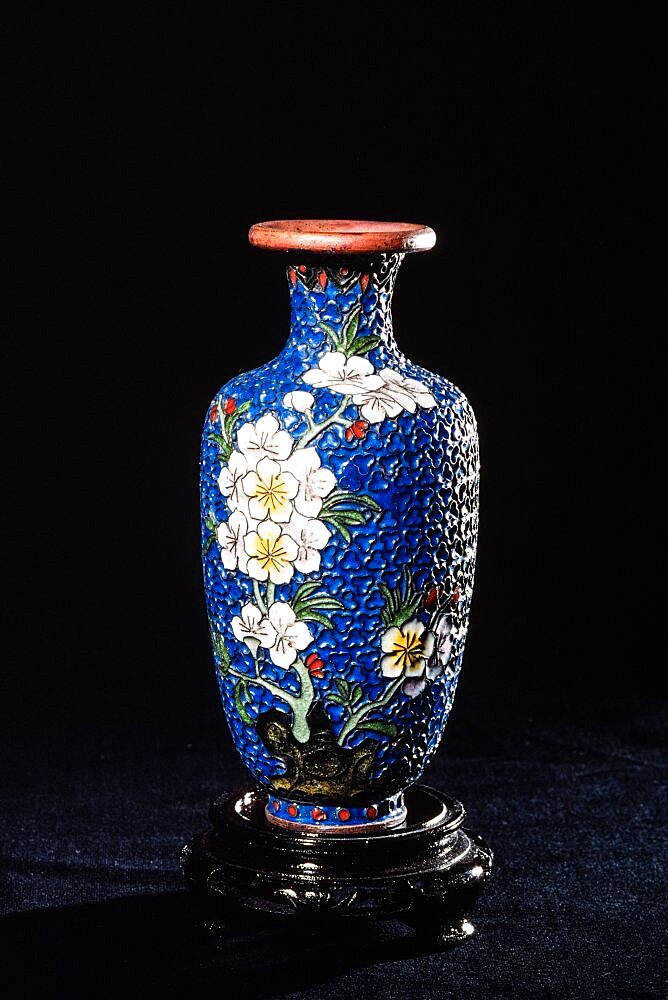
[248,219,436,254]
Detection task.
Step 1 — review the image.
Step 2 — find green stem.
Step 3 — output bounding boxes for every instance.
[266,581,275,608]
[252,579,267,614]
[296,397,351,448]
[227,664,295,710]
[225,657,315,745]
[336,675,405,746]
[290,658,316,743]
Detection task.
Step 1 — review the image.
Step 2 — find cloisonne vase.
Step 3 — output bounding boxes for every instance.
[200,220,479,835]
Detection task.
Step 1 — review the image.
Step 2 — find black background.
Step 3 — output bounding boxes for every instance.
[4,6,664,998]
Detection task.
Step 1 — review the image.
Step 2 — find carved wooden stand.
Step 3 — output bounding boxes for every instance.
[181,784,492,948]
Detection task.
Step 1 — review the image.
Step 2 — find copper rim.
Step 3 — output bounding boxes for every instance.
[248,219,436,254]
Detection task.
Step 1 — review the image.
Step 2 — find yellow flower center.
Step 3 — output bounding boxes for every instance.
[252,473,290,515]
[389,629,424,670]
[256,535,290,573]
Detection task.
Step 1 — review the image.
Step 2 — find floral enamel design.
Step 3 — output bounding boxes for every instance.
[204,303,458,758]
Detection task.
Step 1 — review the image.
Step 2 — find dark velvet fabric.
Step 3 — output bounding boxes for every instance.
[2,696,665,999]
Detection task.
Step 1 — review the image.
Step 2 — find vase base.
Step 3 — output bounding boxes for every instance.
[264,791,407,834]
[181,784,492,950]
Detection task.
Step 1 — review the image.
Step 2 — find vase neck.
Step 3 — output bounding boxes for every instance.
[285,253,403,361]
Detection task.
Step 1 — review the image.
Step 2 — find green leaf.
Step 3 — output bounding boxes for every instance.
[335,677,350,699]
[204,510,218,532]
[358,719,398,738]
[294,609,335,629]
[348,335,381,356]
[300,595,345,611]
[320,321,342,349]
[379,567,422,628]
[335,510,368,526]
[351,684,364,707]
[342,306,361,349]
[320,515,352,543]
[319,489,381,514]
[322,492,381,514]
[379,582,396,611]
[207,432,228,449]
[207,431,232,462]
[203,535,215,555]
[234,678,254,725]
[325,693,347,707]
[210,628,230,674]
[292,579,324,604]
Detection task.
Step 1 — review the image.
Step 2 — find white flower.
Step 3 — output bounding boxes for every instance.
[231,602,277,656]
[352,381,404,424]
[434,617,453,670]
[382,369,437,409]
[353,368,437,424]
[217,451,248,510]
[380,618,436,698]
[267,601,313,669]
[244,519,299,584]
[425,617,453,684]
[283,390,315,412]
[283,512,332,574]
[301,351,383,396]
[284,447,336,518]
[236,414,294,470]
[216,510,250,572]
[242,457,299,523]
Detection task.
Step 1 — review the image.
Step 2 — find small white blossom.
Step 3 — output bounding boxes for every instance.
[242,457,299,523]
[380,618,436,698]
[216,510,250,572]
[302,351,383,396]
[353,368,437,424]
[267,601,314,669]
[283,512,332,574]
[284,447,336,518]
[231,602,277,656]
[217,451,249,510]
[244,520,298,584]
[236,414,294,470]
[283,390,315,412]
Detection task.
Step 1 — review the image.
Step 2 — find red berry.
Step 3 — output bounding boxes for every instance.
[305,652,325,678]
[224,398,236,415]
[339,268,349,276]
[360,273,370,292]
[352,422,365,439]
[453,589,460,603]
[209,405,218,423]
[272,800,280,812]
[338,808,351,822]
[288,267,297,288]
[345,427,354,442]
[287,804,298,817]
[425,587,438,611]
[318,271,328,289]
[298,265,307,274]
[311,807,326,821]
[366,806,378,820]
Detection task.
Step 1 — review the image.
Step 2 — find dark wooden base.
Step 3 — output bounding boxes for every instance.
[181,784,492,949]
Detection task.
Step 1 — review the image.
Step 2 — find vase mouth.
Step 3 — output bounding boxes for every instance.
[248,219,436,254]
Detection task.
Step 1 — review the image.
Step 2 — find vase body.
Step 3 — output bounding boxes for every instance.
[200,245,479,833]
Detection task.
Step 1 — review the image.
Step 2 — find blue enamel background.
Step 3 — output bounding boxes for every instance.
[200,255,479,799]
